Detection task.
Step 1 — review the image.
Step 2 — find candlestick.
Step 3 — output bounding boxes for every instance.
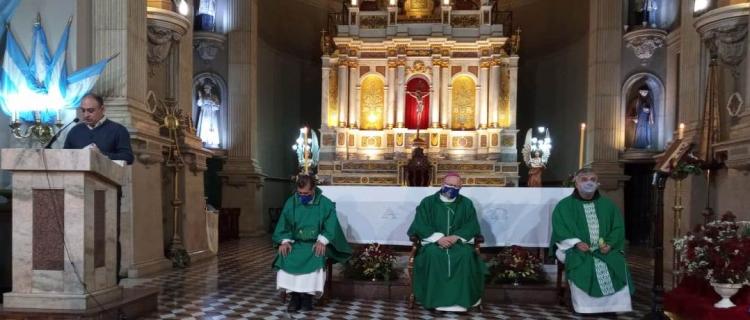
[578,123,586,169]
[11,111,17,123]
[678,123,685,140]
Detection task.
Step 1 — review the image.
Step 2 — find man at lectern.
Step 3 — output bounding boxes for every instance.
[408,173,487,312]
[63,93,134,165]
[551,168,633,315]
[272,175,351,313]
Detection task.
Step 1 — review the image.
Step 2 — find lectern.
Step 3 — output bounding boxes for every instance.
[0,148,124,310]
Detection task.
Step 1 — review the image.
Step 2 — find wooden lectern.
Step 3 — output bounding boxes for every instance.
[0,149,124,310]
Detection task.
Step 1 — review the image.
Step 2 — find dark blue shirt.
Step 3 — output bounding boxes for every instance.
[63,119,134,165]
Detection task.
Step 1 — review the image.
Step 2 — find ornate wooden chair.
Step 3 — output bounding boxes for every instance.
[556,260,569,306]
[407,234,484,310]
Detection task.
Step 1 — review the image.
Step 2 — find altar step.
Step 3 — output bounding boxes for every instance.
[318,159,520,187]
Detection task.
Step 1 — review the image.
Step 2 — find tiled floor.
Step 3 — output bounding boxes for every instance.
[138,238,653,319]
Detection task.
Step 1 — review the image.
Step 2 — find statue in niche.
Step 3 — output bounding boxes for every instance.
[630,85,655,149]
[634,0,657,28]
[405,147,432,186]
[195,0,217,32]
[195,78,221,148]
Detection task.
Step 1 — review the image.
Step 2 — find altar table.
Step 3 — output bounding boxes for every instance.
[320,186,573,247]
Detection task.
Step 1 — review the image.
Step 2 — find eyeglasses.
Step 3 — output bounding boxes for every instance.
[79,107,101,114]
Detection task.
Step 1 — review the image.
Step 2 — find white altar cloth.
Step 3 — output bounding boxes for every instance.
[320,186,573,247]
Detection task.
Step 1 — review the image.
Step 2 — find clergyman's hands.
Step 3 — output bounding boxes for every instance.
[600,244,611,254]
[575,242,590,252]
[278,242,292,257]
[313,241,327,257]
[437,236,460,249]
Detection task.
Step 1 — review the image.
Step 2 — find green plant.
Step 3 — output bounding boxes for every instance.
[344,243,399,281]
[487,246,547,285]
[670,162,702,180]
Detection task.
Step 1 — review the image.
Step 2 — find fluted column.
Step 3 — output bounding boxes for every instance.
[386,61,396,128]
[396,61,406,127]
[430,60,441,127]
[337,60,349,127]
[508,57,519,129]
[479,61,490,128]
[489,60,501,128]
[221,0,265,237]
[92,0,172,279]
[348,60,359,128]
[441,59,450,128]
[585,0,626,205]
[321,64,331,127]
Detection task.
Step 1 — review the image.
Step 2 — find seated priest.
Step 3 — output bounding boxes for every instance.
[408,173,487,312]
[551,168,633,314]
[64,93,134,165]
[272,175,352,313]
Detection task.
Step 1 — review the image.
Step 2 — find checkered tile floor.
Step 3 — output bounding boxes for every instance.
[136,238,652,319]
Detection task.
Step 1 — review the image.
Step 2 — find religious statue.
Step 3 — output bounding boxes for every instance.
[522,128,551,187]
[631,85,655,149]
[406,89,429,145]
[292,127,320,177]
[195,0,217,32]
[635,0,657,27]
[405,147,432,186]
[195,79,221,148]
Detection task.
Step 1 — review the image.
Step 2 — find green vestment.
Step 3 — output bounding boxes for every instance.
[407,192,487,309]
[272,188,352,274]
[550,191,634,298]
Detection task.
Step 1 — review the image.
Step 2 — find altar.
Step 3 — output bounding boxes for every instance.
[321,186,573,247]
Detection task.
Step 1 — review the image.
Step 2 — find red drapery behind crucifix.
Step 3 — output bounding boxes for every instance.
[405,77,430,129]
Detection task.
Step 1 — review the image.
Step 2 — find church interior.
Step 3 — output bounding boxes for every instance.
[0,0,749,319]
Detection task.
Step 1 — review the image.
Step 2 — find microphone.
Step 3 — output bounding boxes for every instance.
[44,118,79,149]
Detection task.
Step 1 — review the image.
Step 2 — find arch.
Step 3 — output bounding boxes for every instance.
[621,72,667,151]
[360,71,386,83]
[359,74,385,130]
[405,77,430,129]
[193,72,227,149]
[450,75,476,130]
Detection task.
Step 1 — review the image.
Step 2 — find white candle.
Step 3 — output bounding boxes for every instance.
[678,123,685,140]
[579,123,586,169]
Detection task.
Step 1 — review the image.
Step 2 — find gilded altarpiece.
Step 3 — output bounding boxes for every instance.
[360,75,385,130]
[328,70,338,127]
[452,75,477,130]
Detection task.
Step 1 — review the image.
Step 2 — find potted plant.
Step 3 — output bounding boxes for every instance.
[344,243,399,282]
[487,246,547,285]
[673,212,750,308]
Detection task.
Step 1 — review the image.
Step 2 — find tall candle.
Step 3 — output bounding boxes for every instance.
[579,123,586,169]
[678,123,685,140]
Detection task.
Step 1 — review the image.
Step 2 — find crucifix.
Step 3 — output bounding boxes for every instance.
[406,88,430,145]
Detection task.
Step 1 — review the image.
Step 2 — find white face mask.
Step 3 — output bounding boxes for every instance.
[579,181,599,194]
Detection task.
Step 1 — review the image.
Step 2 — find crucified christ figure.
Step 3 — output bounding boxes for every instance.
[406,89,430,145]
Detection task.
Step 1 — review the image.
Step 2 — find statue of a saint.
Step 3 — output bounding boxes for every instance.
[631,86,655,149]
[196,0,217,32]
[635,0,657,27]
[196,81,221,147]
[526,150,545,187]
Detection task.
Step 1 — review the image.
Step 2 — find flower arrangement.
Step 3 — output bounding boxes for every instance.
[487,246,547,285]
[673,212,750,285]
[344,243,399,281]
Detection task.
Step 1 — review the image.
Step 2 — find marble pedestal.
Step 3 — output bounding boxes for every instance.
[0,149,125,310]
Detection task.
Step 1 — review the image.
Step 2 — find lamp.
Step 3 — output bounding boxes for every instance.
[351,0,358,6]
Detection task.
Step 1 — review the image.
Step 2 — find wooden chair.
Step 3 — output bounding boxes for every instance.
[407,234,484,310]
[556,260,569,306]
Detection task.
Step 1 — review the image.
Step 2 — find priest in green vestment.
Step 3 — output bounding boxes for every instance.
[408,173,487,312]
[272,175,351,313]
[551,168,633,314]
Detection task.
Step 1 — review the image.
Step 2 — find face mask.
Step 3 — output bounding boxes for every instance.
[579,181,598,194]
[440,185,460,199]
[299,193,313,205]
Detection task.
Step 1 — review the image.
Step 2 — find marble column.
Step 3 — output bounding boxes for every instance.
[430,60,441,127]
[479,61,489,128]
[489,60,501,127]
[220,0,266,237]
[396,61,406,127]
[441,60,450,128]
[92,0,171,279]
[321,64,331,128]
[585,0,626,207]
[348,60,359,128]
[338,60,349,127]
[387,61,396,128]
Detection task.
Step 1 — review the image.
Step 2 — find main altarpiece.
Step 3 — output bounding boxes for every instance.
[317,0,520,187]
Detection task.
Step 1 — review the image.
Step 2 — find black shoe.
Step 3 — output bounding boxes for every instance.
[286,292,301,313]
[300,294,314,311]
